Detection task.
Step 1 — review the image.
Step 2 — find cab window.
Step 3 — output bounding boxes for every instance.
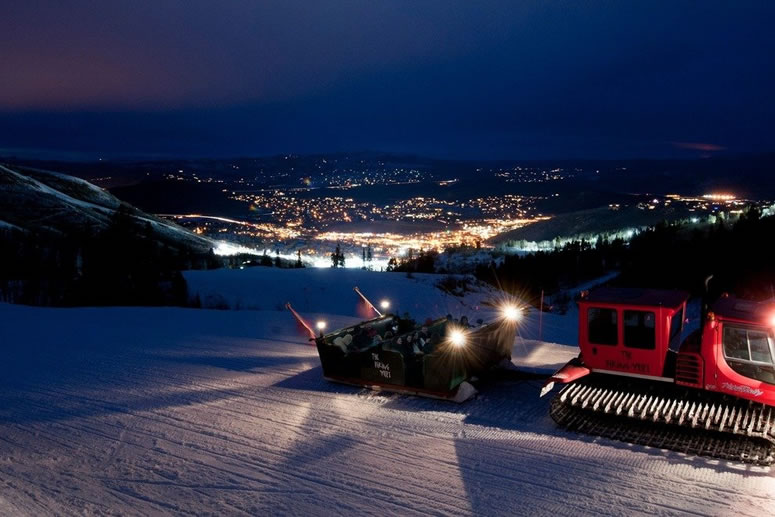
[588,308,617,345]
[722,325,775,385]
[749,332,772,363]
[624,310,656,349]
[723,326,774,364]
[724,327,749,360]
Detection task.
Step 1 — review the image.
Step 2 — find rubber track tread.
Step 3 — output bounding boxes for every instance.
[550,376,775,466]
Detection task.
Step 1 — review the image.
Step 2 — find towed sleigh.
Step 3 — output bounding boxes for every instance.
[288,287,522,401]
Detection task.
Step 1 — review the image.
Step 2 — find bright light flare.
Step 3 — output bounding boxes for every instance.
[380,299,391,310]
[703,193,736,201]
[214,241,259,256]
[502,305,522,322]
[769,314,775,328]
[449,329,467,348]
[316,320,327,331]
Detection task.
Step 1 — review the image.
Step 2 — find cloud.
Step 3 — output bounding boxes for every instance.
[671,142,727,152]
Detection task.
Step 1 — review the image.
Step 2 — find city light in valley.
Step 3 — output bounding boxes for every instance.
[148,159,774,269]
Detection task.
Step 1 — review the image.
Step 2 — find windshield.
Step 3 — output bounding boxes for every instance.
[722,323,775,385]
[723,325,775,364]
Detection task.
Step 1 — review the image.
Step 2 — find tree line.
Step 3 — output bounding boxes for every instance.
[0,204,218,307]
[394,207,775,305]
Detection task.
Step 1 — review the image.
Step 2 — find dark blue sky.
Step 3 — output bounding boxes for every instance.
[1,1,773,160]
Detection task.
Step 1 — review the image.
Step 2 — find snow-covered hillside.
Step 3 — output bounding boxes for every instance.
[0,164,214,253]
[186,268,502,319]
[184,267,581,347]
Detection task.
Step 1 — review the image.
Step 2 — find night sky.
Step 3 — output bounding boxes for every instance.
[2,1,774,160]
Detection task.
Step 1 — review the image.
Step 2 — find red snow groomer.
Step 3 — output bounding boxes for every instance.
[542,287,775,465]
[288,287,521,401]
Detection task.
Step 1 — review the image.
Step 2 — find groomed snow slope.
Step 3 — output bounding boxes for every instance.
[1,270,774,515]
[184,267,580,346]
[185,268,505,319]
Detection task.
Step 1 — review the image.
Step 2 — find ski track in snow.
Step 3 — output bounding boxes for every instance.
[1,301,774,516]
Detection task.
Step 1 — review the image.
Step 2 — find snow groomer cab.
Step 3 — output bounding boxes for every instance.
[542,287,775,465]
[575,287,689,381]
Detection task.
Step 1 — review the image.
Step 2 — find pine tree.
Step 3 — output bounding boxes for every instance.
[331,243,344,268]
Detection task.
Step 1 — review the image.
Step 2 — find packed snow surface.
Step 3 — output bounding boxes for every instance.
[1,268,773,515]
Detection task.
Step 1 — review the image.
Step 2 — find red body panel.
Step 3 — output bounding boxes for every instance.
[549,289,775,410]
[540,359,590,396]
[578,298,685,380]
[546,360,590,384]
[674,350,704,388]
[701,316,775,406]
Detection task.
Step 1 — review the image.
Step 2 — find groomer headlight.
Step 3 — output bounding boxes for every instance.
[502,304,522,322]
[449,329,467,348]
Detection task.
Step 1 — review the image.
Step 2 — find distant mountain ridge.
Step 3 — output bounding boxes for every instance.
[5,152,775,199]
[0,164,214,253]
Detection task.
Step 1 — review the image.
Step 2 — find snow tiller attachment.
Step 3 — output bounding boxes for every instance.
[287,288,522,401]
[542,288,775,465]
